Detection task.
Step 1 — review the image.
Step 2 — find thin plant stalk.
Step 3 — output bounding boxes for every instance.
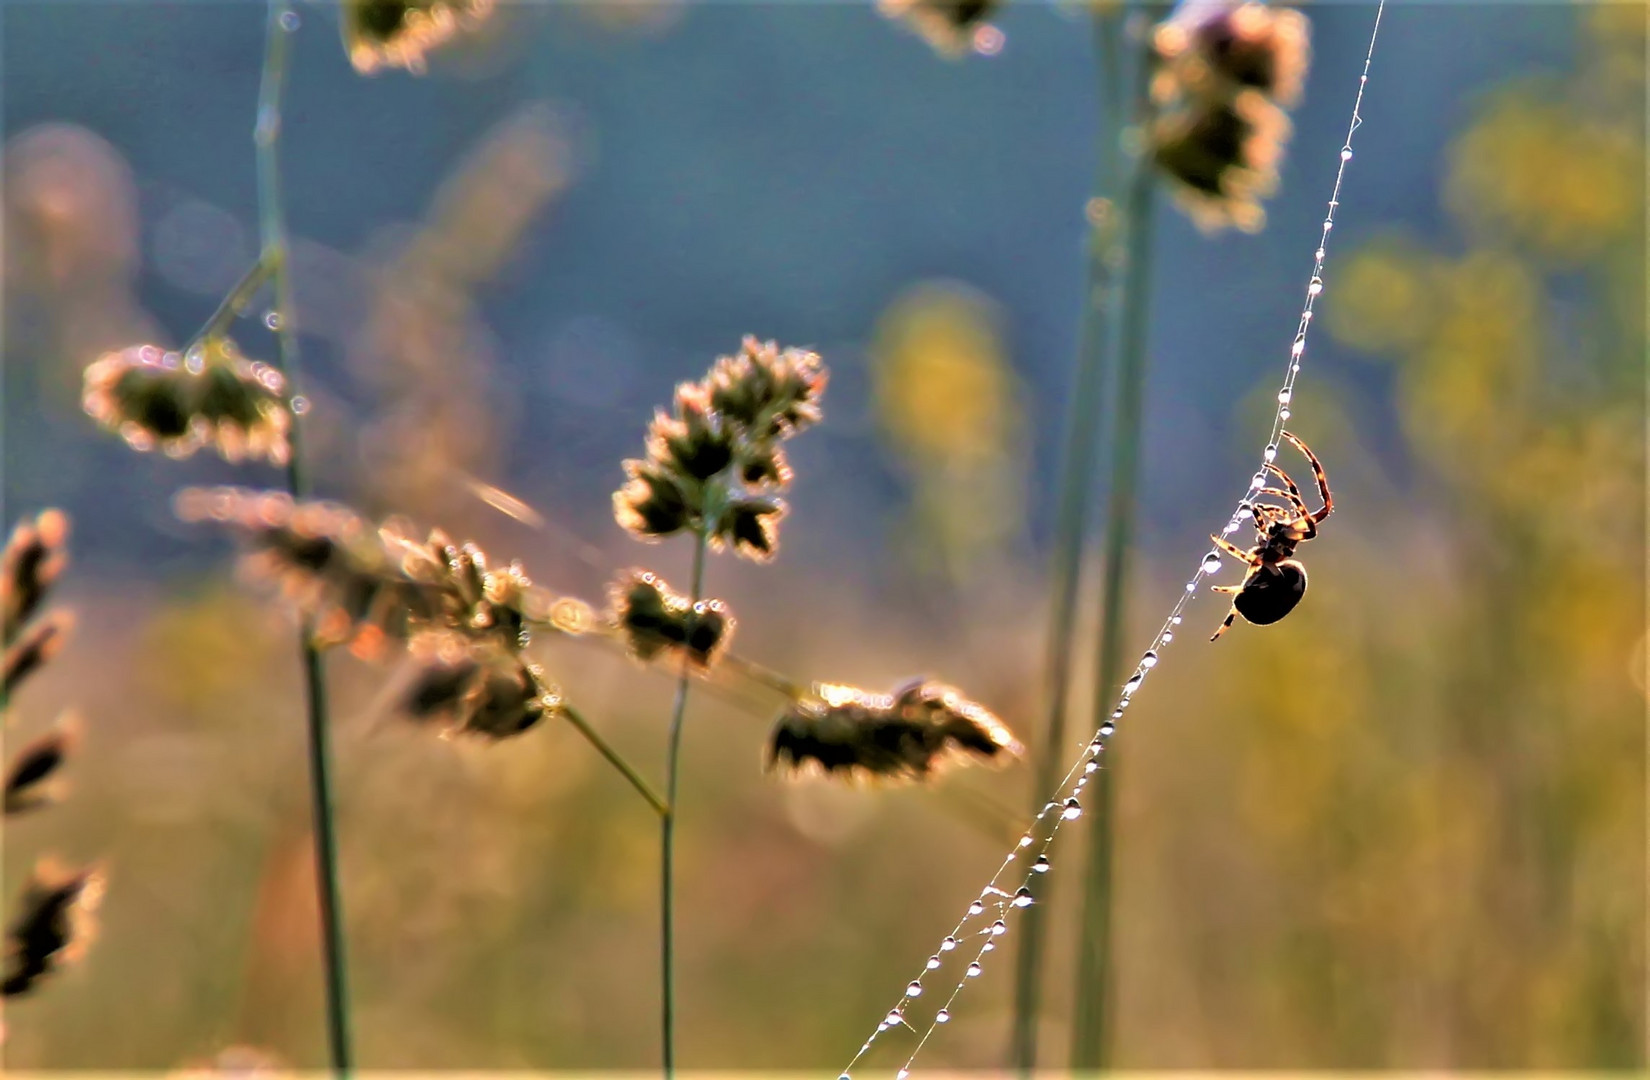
[256,3,354,1071]
[659,527,708,1079]
[561,704,669,817]
[1010,9,1125,1074]
[1070,25,1161,1066]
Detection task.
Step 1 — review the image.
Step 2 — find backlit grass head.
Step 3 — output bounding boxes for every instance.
[767,678,1022,782]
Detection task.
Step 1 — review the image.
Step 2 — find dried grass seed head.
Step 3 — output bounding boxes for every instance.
[1,859,105,998]
[614,459,693,542]
[343,0,493,75]
[1153,1,1310,109]
[3,713,80,817]
[647,382,736,483]
[713,496,786,563]
[609,569,735,669]
[178,488,547,658]
[2,610,74,701]
[83,341,291,466]
[706,337,828,442]
[878,0,1001,56]
[1,509,69,645]
[1150,91,1290,233]
[766,678,1021,782]
[399,633,561,740]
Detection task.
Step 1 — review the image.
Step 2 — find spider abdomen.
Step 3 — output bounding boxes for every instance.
[1233,560,1307,625]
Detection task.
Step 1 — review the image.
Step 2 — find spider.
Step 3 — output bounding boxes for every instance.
[1208,429,1332,641]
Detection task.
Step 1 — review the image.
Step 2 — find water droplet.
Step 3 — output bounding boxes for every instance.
[1250,472,1266,490]
[966,962,983,977]
[1111,709,1123,719]
[1223,521,1240,535]
[1315,248,1326,261]
[968,901,985,916]
[1085,760,1098,773]
[1291,338,1305,357]
[1185,581,1197,592]
[897,1071,910,1080]
[1279,407,1292,421]
[1018,835,1033,848]
[279,9,300,30]
[926,956,941,970]
[1122,675,1142,695]
[1323,220,1335,232]
[264,310,281,330]
[906,981,924,997]
[1033,855,1051,872]
[941,936,958,951]
[1264,444,1278,462]
[841,1074,853,1080]
[1012,888,1034,908]
[1277,389,1292,405]
[982,940,996,952]
[1171,615,1183,625]
[935,1010,951,1024]
[886,1009,903,1024]
[290,396,311,415]
[1100,722,1115,737]
[185,352,204,374]
[1062,798,1083,820]
[1202,552,1222,574]
[1308,277,1324,296]
[1142,651,1159,668]
[1161,631,1174,644]
[1291,364,1301,374]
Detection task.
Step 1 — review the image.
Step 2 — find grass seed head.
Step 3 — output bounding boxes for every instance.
[3,713,80,817]
[713,496,787,563]
[878,0,1001,56]
[2,611,74,702]
[1,509,69,645]
[342,0,493,75]
[609,569,735,669]
[1150,91,1290,234]
[614,459,693,541]
[83,341,291,466]
[400,633,561,740]
[1,859,105,998]
[1153,1,1311,108]
[767,678,1022,782]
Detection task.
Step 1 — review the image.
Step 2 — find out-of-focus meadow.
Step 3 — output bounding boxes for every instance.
[1,0,1643,1071]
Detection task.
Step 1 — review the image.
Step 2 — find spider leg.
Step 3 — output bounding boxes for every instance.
[1281,430,1333,522]
[1209,606,1239,641]
[1260,468,1312,520]
[1254,483,1314,540]
[1211,584,1242,593]
[1209,533,1262,566]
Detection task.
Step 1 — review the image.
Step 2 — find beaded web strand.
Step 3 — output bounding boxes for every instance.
[839,3,1387,1075]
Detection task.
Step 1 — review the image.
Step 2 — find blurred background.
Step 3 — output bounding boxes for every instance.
[1,0,1643,1071]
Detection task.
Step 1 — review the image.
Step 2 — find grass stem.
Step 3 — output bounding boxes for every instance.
[1010,10,1125,1074]
[1070,20,1162,1066]
[255,3,354,1072]
[659,527,708,1078]
[560,704,669,818]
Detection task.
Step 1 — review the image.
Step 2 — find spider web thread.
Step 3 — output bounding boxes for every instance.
[839,3,1387,1075]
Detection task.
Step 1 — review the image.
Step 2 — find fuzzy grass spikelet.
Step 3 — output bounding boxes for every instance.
[1152,1,1310,107]
[767,678,1022,782]
[1,860,104,998]
[82,341,291,465]
[1147,1,1309,233]
[343,0,493,75]
[400,633,561,740]
[1,510,69,643]
[3,715,79,816]
[879,0,1001,56]
[175,487,546,659]
[2,611,72,701]
[615,337,826,562]
[609,570,734,670]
